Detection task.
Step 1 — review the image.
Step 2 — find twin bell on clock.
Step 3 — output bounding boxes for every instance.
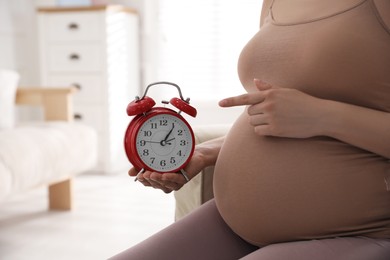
[124,81,197,181]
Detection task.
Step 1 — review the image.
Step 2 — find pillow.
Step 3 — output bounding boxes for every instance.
[0,70,20,129]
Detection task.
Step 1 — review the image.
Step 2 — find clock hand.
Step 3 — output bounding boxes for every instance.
[144,140,173,145]
[161,123,175,146]
[163,123,175,142]
[143,140,161,144]
[165,137,175,143]
[160,138,175,146]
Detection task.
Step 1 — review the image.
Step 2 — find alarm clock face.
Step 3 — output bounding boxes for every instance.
[135,113,194,172]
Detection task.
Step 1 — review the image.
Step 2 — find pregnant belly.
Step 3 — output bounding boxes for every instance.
[213,113,390,246]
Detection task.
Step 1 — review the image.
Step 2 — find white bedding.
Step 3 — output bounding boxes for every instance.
[0,121,97,201]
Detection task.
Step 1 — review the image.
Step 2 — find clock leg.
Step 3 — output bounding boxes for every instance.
[135,168,145,182]
[180,169,190,183]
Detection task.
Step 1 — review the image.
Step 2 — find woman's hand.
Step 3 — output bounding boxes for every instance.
[128,147,208,193]
[219,79,327,138]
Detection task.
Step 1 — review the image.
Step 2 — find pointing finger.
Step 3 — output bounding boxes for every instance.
[219,91,265,107]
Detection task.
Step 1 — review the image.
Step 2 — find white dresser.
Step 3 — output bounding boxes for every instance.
[38,5,140,173]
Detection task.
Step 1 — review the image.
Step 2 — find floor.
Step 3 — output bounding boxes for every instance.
[0,172,176,260]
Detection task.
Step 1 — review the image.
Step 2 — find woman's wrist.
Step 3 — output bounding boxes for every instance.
[315,99,341,137]
[318,99,361,139]
[194,136,225,168]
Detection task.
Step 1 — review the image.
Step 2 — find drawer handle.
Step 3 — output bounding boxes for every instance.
[69,53,80,60]
[72,83,82,90]
[68,23,79,30]
[74,113,83,120]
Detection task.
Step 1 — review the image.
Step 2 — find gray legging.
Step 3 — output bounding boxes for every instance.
[109,200,390,260]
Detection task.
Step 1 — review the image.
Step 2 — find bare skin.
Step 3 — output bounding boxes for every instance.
[130,78,390,193]
[128,136,224,193]
[129,0,390,193]
[220,79,390,159]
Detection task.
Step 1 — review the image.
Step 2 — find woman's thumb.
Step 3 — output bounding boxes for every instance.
[254,78,273,91]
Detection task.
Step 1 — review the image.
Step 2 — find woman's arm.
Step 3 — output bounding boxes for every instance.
[220,79,390,159]
[321,100,390,159]
[260,0,274,27]
[195,136,225,168]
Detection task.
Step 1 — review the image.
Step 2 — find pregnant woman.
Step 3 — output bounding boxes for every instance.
[111,0,390,259]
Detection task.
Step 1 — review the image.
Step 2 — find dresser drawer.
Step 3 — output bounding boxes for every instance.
[73,105,105,132]
[47,75,104,105]
[46,12,102,42]
[48,44,103,72]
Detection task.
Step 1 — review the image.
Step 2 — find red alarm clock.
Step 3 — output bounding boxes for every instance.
[124,82,197,182]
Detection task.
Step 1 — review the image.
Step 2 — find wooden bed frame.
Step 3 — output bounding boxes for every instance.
[15,87,76,210]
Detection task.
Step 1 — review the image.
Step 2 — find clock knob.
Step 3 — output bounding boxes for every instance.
[126,96,156,116]
[170,97,197,117]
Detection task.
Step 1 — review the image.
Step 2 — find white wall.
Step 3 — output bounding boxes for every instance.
[0,0,241,126]
[0,0,40,85]
[115,0,160,87]
[0,0,16,70]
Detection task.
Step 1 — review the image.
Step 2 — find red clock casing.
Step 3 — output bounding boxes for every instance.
[124,107,195,173]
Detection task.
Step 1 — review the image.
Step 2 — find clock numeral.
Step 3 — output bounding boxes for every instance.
[159,119,168,126]
[134,114,193,172]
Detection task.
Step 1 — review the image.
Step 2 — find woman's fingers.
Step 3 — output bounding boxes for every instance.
[219,79,273,108]
[248,113,269,126]
[254,78,273,90]
[128,168,138,177]
[219,91,265,107]
[133,170,188,193]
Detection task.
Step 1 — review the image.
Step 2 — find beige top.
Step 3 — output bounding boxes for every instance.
[214,0,390,246]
